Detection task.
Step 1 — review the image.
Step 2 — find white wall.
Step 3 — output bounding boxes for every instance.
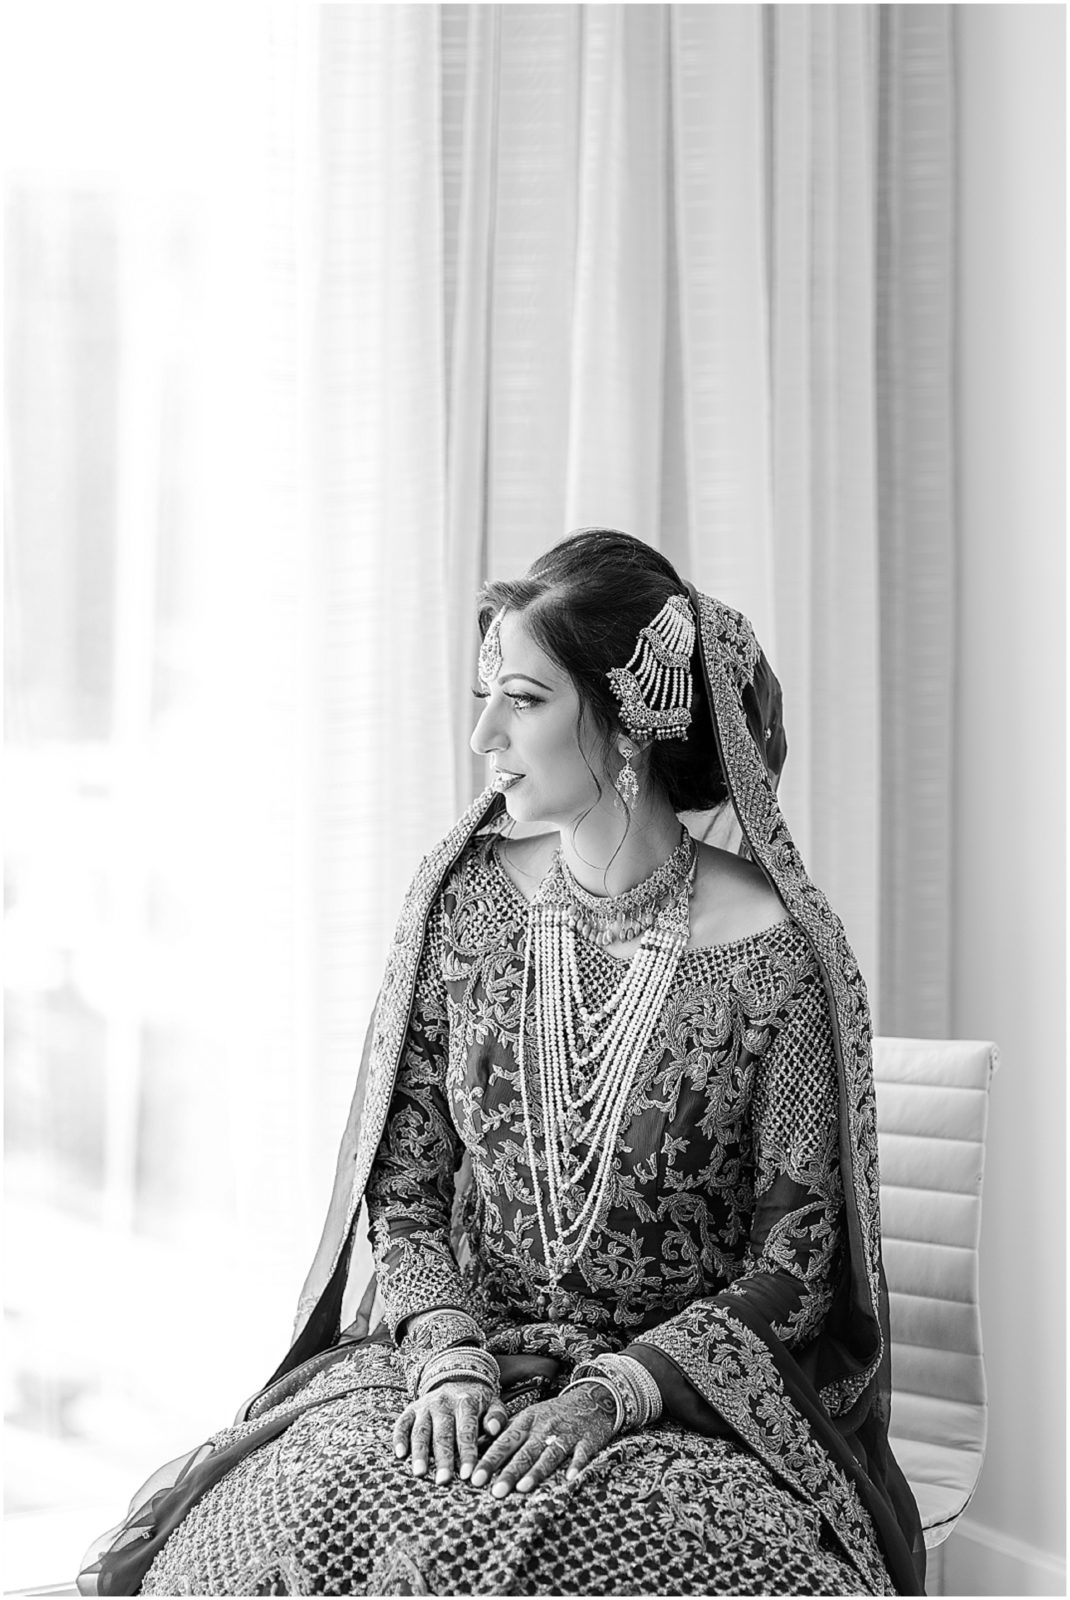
[947,6,1066,1595]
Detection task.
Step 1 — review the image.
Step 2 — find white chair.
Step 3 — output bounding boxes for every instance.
[873,1035,998,1552]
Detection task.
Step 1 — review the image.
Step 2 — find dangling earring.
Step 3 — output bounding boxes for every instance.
[615,744,639,811]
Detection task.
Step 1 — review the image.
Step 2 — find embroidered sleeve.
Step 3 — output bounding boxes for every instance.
[633,958,844,1370]
[730,960,845,1343]
[364,893,477,1338]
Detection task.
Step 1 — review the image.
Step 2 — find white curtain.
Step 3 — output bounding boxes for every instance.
[4,0,955,1542]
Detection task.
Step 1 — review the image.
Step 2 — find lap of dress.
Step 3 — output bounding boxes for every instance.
[140,1344,895,1598]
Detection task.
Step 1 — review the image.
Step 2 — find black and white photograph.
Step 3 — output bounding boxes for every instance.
[3,3,1065,1596]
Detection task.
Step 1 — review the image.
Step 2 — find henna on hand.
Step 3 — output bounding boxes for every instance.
[470,1386,618,1496]
[392,1382,509,1484]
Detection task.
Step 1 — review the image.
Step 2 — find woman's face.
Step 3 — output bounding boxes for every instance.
[469,609,611,828]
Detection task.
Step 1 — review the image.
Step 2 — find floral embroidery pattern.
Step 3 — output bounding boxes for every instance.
[637,1306,890,1593]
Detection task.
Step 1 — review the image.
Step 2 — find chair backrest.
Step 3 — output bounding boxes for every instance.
[872,1035,998,1550]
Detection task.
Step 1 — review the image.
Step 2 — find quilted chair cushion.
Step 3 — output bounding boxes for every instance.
[872,1036,997,1550]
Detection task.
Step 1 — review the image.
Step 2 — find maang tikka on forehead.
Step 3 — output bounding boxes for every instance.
[606,593,696,741]
[478,607,506,687]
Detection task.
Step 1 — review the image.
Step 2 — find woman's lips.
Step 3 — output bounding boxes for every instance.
[492,770,524,792]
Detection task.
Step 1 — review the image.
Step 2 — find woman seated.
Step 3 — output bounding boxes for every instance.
[80,529,925,1597]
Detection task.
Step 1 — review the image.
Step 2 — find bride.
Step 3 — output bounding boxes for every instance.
[80,528,925,1596]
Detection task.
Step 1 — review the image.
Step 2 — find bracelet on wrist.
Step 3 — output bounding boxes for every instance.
[416,1345,501,1399]
[567,1353,662,1432]
[604,1352,663,1429]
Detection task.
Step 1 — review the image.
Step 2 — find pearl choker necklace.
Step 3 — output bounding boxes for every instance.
[517,831,697,1287]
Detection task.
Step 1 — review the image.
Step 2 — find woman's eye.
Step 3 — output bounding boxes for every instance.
[470,686,540,710]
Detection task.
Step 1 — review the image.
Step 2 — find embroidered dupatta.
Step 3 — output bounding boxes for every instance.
[78,593,925,1596]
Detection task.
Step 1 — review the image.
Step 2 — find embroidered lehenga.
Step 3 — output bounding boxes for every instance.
[79,592,926,1597]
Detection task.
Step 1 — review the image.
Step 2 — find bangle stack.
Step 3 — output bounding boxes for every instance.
[417,1345,501,1398]
[566,1353,663,1432]
[400,1309,488,1400]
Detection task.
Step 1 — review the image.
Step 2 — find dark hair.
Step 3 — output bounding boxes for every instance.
[477,528,727,814]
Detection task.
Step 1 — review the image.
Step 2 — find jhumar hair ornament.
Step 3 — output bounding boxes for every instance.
[606,594,695,741]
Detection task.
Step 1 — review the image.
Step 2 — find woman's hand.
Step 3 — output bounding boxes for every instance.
[470,1384,617,1496]
[393,1381,510,1485]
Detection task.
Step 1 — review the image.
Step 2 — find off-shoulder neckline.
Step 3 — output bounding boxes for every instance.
[478,834,799,968]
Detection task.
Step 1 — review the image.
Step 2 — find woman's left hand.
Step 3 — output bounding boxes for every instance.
[470,1384,618,1496]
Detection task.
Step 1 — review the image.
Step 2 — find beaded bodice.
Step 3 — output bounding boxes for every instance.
[365,832,845,1350]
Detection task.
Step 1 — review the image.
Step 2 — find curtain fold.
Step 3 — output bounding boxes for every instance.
[444,2,499,811]
[876,5,956,1037]
[565,5,669,540]
[768,6,816,868]
[671,5,776,654]
[484,6,581,576]
[799,3,882,995]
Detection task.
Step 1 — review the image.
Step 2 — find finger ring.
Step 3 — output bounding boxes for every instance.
[543,1434,563,1451]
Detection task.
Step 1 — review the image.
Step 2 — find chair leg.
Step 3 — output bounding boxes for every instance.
[926,1539,946,1596]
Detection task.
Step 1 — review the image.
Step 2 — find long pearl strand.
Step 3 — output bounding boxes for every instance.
[518,836,696,1282]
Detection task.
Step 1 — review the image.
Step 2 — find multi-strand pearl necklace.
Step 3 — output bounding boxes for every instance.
[517,830,697,1284]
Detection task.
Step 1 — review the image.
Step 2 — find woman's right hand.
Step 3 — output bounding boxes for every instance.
[393,1381,511,1485]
